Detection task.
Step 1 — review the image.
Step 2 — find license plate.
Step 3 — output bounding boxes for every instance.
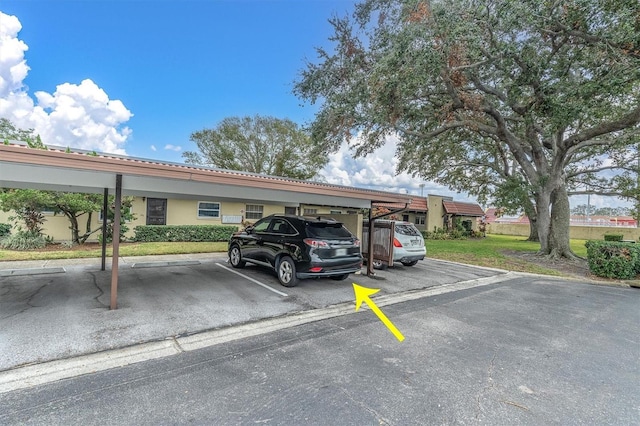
[335,248,348,256]
[411,240,421,246]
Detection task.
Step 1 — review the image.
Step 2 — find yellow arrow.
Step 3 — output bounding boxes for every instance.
[352,283,405,342]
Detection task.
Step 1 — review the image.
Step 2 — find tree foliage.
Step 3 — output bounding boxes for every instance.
[0,189,52,235]
[571,204,631,217]
[295,0,640,258]
[0,119,132,244]
[183,115,327,180]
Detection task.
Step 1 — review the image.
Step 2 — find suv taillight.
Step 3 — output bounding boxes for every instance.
[393,238,403,248]
[304,238,329,248]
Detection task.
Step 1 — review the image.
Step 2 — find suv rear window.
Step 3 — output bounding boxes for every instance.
[395,223,421,236]
[306,222,353,238]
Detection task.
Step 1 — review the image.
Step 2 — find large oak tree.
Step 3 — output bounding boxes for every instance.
[295,0,640,258]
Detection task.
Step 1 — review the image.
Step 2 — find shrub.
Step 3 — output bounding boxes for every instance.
[422,226,469,240]
[98,224,130,244]
[603,234,623,242]
[133,225,238,242]
[585,240,640,280]
[0,231,47,250]
[0,223,11,237]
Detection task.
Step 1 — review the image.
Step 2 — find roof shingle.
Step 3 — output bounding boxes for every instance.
[442,201,485,217]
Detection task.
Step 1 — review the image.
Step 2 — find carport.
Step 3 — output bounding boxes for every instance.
[0,142,412,309]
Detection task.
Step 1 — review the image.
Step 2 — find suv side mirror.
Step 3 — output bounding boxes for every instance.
[245,225,254,234]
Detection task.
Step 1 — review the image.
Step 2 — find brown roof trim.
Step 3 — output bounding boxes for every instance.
[373,197,428,212]
[0,143,412,203]
[442,200,485,216]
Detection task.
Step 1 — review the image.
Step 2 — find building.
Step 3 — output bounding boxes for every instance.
[0,142,484,242]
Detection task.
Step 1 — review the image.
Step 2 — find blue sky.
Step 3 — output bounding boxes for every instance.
[0,0,352,158]
[0,0,623,210]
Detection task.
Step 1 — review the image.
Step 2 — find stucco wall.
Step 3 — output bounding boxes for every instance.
[0,198,363,242]
[0,209,104,242]
[322,213,363,240]
[487,222,640,241]
[426,195,445,232]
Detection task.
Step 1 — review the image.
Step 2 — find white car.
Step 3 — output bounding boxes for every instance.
[365,220,427,269]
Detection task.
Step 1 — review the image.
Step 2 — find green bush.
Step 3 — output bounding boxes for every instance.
[0,231,47,250]
[603,234,623,242]
[133,225,238,242]
[422,227,468,240]
[585,240,640,280]
[0,223,11,237]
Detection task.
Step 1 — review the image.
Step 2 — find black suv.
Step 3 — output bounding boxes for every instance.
[228,214,362,287]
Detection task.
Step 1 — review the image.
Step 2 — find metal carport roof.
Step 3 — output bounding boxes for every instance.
[0,142,412,308]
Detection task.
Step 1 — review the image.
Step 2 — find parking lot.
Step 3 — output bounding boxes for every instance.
[0,253,501,372]
[2,256,638,424]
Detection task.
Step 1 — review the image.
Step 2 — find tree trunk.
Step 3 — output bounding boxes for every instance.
[79,212,94,244]
[528,217,539,242]
[59,209,80,244]
[534,191,551,254]
[549,185,575,259]
[523,198,538,242]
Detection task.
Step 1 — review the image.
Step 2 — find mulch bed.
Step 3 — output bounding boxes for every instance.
[502,250,591,280]
[502,250,640,287]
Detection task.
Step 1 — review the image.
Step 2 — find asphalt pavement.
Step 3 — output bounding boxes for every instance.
[1,272,638,425]
[1,253,501,385]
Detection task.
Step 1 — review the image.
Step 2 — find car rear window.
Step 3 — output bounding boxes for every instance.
[395,224,421,236]
[306,222,353,238]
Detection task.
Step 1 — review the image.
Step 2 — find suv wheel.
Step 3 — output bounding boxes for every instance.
[372,259,388,270]
[229,245,246,268]
[401,260,418,267]
[277,256,298,287]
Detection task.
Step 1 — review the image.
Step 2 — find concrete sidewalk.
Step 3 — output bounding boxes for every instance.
[0,252,224,273]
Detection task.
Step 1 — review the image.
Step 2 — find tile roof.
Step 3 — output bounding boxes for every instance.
[442,201,485,217]
[373,197,428,212]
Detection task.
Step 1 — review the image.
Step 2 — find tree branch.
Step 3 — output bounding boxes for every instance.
[567,164,639,179]
[565,105,640,155]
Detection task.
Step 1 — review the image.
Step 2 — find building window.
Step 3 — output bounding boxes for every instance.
[245,204,264,220]
[146,198,167,225]
[303,208,318,215]
[330,210,342,214]
[415,215,426,225]
[402,214,410,222]
[198,202,220,218]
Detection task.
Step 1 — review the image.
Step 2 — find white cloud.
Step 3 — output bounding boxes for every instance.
[150,145,157,151]
[0,11,132,154]
[164,144,181,152]
[319,134,474,201]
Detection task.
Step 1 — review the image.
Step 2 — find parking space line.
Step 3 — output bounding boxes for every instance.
[215,263,288,297]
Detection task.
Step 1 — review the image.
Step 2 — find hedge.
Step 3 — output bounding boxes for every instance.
[0,223,10,237]
[603,234,623,242]
[585,240,640,280]
[133,225,238,242]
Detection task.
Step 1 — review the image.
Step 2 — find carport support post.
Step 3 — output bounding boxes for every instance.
[110,174,122,310]
[101,188,108,271]
[367,208,375,277]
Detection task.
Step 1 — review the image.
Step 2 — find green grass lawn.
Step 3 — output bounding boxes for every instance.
[425,234,588,275]
[0,235,589,278]
[0,241,228,262]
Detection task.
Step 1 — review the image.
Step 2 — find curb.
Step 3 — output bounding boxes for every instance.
[0,273,515,393]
